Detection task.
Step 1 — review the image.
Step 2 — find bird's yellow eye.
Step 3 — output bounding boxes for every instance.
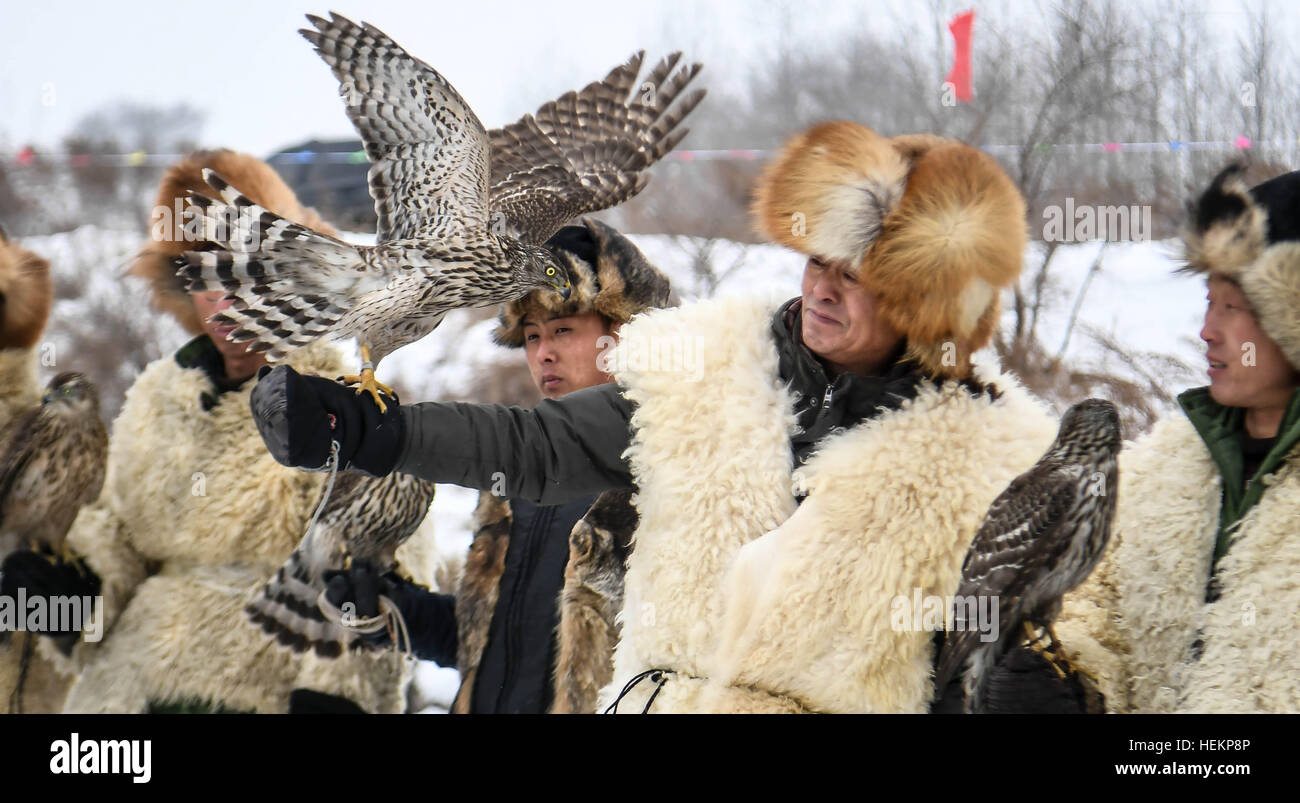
[546,267,556,276]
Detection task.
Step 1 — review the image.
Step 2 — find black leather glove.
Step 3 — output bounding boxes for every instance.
[288,688,368,714]
[931,646,1101,714]
[322,561,458,665]
[249,364,404,477]
[323,561,397,636]
[0,550,102,649]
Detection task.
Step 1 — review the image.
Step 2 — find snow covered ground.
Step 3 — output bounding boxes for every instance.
[17,226,1211,712]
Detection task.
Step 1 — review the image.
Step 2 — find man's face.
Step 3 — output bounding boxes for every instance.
[1201,275,1298,409]
[523,311,616,399]
[192,291,247,361]
[799,256,903,375]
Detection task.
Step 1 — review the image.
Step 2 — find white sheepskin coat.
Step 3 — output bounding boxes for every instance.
[38,341,435,713]
[597,295,1058,713]
[1056,413,1300,713]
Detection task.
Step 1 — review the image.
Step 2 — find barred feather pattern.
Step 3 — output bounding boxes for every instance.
[487,49,706,244]
[178,169,549,364]
[246,471,437,658]
[934,398,1122,713]
[175,13,700,364]
[301,12,491,243]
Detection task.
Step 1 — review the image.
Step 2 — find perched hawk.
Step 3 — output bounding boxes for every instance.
[245,470,436,658]
[934,398,1121,713]
[180,12,705,410]
[0,373,108,563]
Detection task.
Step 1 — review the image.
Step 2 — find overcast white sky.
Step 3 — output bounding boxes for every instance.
[0,0,1289,157]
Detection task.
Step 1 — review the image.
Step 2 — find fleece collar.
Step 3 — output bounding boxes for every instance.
[1178,385,1300,564]
[174,335,255,411]
[772,298,927,468]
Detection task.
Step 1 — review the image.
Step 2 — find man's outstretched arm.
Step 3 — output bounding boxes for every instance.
[395,382,634,504]
[250,365,634,505]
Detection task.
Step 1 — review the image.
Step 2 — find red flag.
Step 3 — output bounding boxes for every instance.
[945,10,975,103]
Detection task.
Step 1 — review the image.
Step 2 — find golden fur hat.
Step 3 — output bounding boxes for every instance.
[493,217,672,347]
[1183,163,1300,372]
[0,225,53,350]
[752,121,1028,380]
[131,149,338,335]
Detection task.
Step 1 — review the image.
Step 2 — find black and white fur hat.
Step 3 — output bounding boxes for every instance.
[1184,163,1300,371]
[493,217,672,347]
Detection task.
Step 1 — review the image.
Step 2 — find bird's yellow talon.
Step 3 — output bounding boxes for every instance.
[338,344,396,413]
[338,372,395,413]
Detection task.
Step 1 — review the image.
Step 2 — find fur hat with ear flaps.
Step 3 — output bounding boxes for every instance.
[0,224,53,350]
[130,149,338,335]
[752,121,1028,381]
[493,217,672,347]
[1183,163,1300,372]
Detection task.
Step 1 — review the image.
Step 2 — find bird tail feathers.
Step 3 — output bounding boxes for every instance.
[245,526,382,658]
[177,169,372,360]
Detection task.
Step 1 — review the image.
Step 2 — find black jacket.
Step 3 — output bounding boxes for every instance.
[395,495,597,713]
[470,495,597,714]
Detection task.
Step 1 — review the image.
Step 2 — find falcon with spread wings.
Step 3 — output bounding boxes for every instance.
[934,398,1121,713]
[179,12,704,410]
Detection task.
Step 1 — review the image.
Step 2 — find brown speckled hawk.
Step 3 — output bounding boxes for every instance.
[0,373,107,562]
[246,470,437,658]
[934,398,1121,713]
[178,12,704,410]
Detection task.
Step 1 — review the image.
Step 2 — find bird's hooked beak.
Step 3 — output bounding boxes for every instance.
[547,261,572,300]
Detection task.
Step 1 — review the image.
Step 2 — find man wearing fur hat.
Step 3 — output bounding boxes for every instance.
[324,217,669,713]
[1055,164,1300,713]
[9,150,433,714]
[252,121,1072,713]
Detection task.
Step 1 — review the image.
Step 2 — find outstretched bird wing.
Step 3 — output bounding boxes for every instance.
[487,51,706,244]
[301,12,491,243]
[933,462,1077,694]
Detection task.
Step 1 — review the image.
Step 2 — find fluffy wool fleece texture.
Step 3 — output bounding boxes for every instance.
[751,121,1027,381]
[131,150,338,336]
[36,341,434,713]
[1055,413,1300,713]
[597,295,1058,713]
[0,346,71,714]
